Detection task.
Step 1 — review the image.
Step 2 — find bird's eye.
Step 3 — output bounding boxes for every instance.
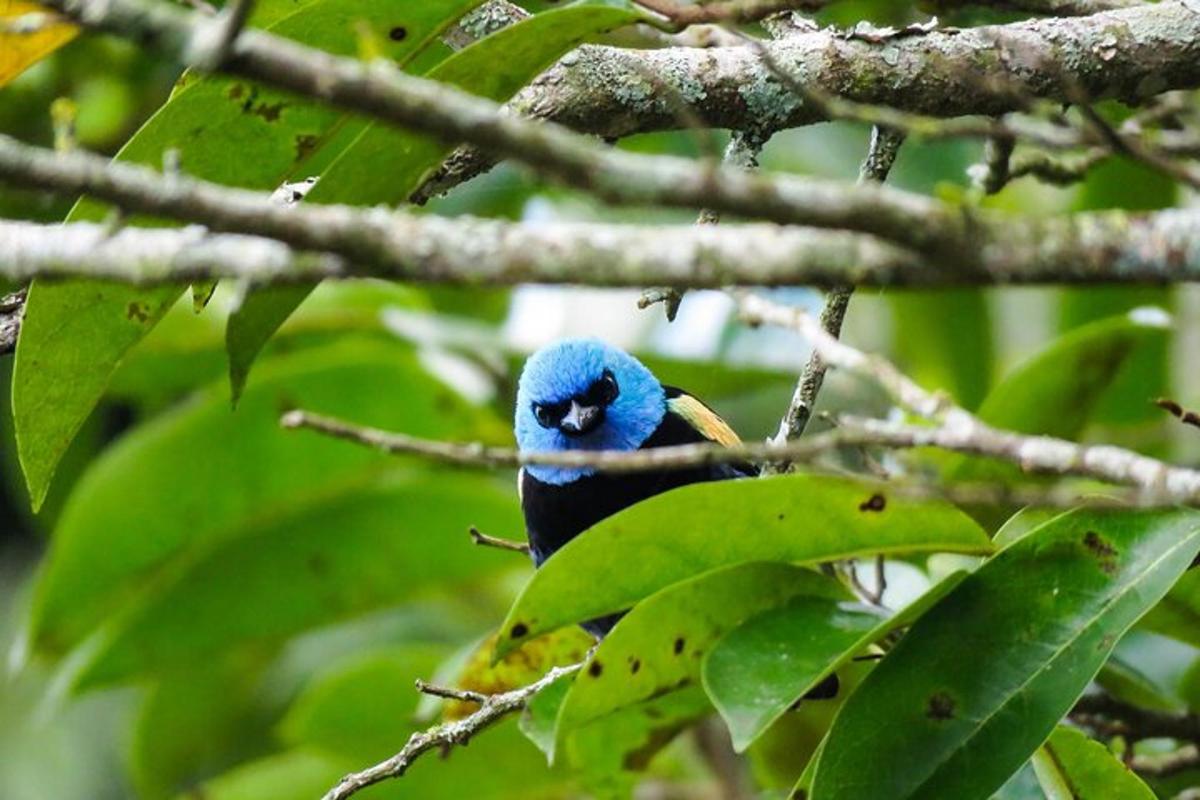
[532,403,557,429]
[587,370,619,406]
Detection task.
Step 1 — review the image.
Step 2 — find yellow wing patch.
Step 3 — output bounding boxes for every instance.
[668,394,742,448]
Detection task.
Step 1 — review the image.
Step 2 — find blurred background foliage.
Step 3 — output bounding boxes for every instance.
[0,0,1197,798]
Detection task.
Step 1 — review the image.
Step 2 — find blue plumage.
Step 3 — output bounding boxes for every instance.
[515,338,666,485]
[515,338,757,638]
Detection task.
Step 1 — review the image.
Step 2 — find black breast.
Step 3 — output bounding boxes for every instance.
[520,405,753,567]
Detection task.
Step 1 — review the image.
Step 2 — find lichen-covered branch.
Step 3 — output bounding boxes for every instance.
[1072,692,1200,744]
[321,662,582,800]
[636,0,828,26]
[770,126,905,460]
[44,0,1200,260]
[739,294,1200,505]
[4,136,1200,289]
[415,1,1200,199]
[0,288,25,355]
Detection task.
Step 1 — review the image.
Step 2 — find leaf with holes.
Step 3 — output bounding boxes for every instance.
[12,0,481,509]
[1032,725,1156,800]
[226,0,648,400]
[810,507,1200,800]
[496,474,990,658]
[551,563,847,758]
[702,571,968,752]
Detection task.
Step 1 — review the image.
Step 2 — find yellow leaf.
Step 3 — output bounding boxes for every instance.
[442,627,594,720]
[0,1,77,89]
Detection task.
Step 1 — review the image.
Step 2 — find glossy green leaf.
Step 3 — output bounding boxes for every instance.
[1032,725,1155,800]
[27,339,505,660]
[226,0,647,399]
[69,470,519,688]
[522,664,716,794]
[745,658,876,793]
[703,571,967,752]
[811,507,1200,800]
[953,309,1169,483]
[563,686,712,796]
[497,474,991,658]
[12,0,481,508]
[554,564,842,756]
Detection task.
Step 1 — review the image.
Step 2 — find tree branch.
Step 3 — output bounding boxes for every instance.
[5,136,1200,288]
[739,293,1200,505]
[636,0,827,27]
[770,126,905,457]
[413,2,1200,200]
[1072,692,1200,744]
[321,662,582,800]
[42,0,1200,261]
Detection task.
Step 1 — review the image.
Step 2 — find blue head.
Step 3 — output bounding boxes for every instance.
[515,338,666,485]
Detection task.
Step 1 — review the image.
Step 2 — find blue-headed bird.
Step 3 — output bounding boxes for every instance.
[514,338,757,635]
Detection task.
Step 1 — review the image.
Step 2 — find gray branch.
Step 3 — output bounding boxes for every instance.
[415,1,1200,199]
[322,662,582,800]
[42,0,1200,266]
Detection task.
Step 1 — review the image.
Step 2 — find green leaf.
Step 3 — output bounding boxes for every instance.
[955,309,1169,477]
[1141,570,1200,648]
[280,645,447,762]
[199,722,566,800]
[703,571,967,752]
[27,338,505,661]
[130,652,274,799]
[889,288,994,410]
[554,563,842,756]
[561,686,712,796]
[226,0,647,399]
[1032,725,1156,800]
[1096,655,1182,713]
[12,0,481,508]
[497,474,991,658]
[68,470,520,688]
[810,507,1200,800]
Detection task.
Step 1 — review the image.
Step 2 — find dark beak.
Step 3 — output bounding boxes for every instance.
[559,400,603,437]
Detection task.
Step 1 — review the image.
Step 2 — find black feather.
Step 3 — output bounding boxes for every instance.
[520,387,754,635]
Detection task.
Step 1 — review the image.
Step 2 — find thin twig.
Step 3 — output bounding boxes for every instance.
[737,294,1200,505]
[283,402,1200,507]
[1130,746,1200,778]
[322,662,582,800]
[414,680,490,705]
[639,129,766,321]
[0,287,26,356]
[636,0,827,27]
[1074,99,1200,190]
[1156,398,1200,430]
[1071,692,1200,745]
[468,526,530,555]
[187,0,254,71]
[767,125,906,464]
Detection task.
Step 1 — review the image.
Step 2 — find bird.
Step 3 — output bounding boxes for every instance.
[514,337,757,635]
